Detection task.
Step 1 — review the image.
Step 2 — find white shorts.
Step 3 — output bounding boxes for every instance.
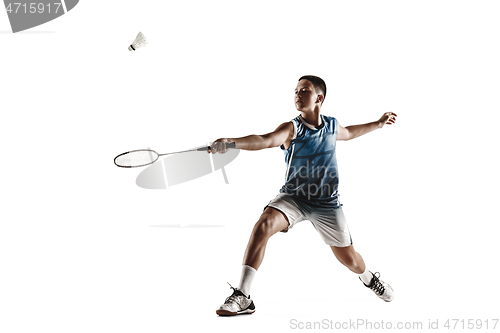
[265,193,352,247]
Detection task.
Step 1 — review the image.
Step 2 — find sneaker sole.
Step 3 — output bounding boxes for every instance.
[216,309,255,316]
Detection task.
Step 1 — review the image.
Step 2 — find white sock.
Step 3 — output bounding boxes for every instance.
[238,265,257,297]
[358,268,373,285]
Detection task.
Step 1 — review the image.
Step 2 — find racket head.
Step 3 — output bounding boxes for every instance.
[114,149,160,168]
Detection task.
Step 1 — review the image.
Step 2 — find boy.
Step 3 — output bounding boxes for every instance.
[210,75,397,316]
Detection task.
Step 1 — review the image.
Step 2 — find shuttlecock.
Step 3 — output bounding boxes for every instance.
[128,32,148,51]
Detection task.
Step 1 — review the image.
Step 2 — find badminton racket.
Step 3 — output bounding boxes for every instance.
[114,142,236,168]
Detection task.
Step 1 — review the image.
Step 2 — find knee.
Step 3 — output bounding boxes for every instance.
[253,213,279,238]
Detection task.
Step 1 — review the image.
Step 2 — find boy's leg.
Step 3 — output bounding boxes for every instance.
[330,245,366,274]
[216,207,289,316]
[243,206,290,270]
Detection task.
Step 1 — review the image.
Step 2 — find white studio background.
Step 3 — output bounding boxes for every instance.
[1,1,499,332]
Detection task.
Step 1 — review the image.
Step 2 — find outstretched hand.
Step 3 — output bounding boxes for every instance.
[209,138,233,154]
[378,112,398,128]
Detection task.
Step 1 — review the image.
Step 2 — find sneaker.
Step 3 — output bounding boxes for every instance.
[361,272,394,302]
[216,283,256,316]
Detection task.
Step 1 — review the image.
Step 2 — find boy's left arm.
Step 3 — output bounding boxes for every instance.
[337,112,397,141]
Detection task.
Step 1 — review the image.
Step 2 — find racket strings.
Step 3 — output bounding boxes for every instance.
[115,150,159,167]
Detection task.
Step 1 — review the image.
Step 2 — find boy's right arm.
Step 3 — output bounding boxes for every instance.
[210,122,294,154]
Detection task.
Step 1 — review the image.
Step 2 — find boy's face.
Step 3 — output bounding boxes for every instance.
[294,79,323,112]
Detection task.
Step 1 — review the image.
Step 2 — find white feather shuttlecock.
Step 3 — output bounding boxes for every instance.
[128,32,148,51]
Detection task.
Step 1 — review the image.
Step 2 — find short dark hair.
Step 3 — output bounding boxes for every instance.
[299,75,327,104]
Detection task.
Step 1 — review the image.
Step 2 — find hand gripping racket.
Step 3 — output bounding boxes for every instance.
[114,142,236,168]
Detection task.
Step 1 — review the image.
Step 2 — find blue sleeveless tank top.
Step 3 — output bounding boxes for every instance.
[280,115,341,208]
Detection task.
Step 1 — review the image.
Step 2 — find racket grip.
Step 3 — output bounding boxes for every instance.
[201,142,236,151]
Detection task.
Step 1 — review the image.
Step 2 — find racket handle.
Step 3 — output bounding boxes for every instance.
[199,142,236,151]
